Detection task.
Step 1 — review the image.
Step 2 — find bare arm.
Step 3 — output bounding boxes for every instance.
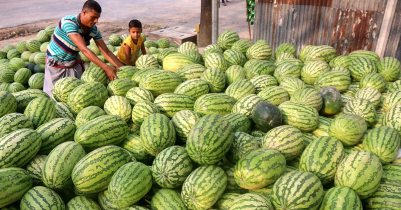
[69,34,118,81]
[125,44,131,66]
[141,42,146,55]
[95,39,125,68]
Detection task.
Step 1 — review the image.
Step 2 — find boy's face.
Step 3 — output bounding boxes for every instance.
[129,27,142,40]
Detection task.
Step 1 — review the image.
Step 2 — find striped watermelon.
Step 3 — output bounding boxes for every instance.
[33,53,46,64]
[220,165,245,193]
[0,69,15,83]
[107,78,136,96]
[9,57,25,71]
[232,39,253,55]
[131,67,159,84]
[104,96,132,122]
[359,73,387,93]
[225,79,255,100]
[234,148,286,189]
[178,42,198,53]
[278,101,319,132]
[319,186,362,210]
[0,113,33,138]
[125,87,154,106]
[28,72,44,89]
[231,94,264,119]
[131,100,159,126]
[226,132,258,163]
[217,30,240,50]
[388,80,401,93]
[20,186,65,210]
[377,57,401,82]
[229,193,274,210]
[204,53,229,72]
[223,113,252,133]
[24,97,56,128]
[354,87,381,107]
[116,66,138,79]
[81,65,109,85]
[290,88,323,111]
[194,93,236,116]
[75,106,106,128]
[151,146,193,188]
[25,155,47,185]
[332,66,351,76]
[14,68,32,85]
[202,48,223,61]
[363,126,400,164]
[225,65,246,85]
[42,141,86,190]
[223,49,247,66]
[72,145,133,194]
[174,78,209,99]
[163,53,196,72]
[246,43,273,60]
[154,93,195,118]
[8,82,25,93]
[274,62,302,83]
[171,110,200,142]
[303,45,337,63]
[329,55,352,68]
[98,189,119,209]
[245,60,276,79]
[201,67,226,93]
[275,43,296,57]
[0,168,32,208]
[262,125,304,161]
[328,114,367,146]
[382,104,401,134]
[109,34,123,46]
[52,77,84,103]
[314,71,351,92]
[139,70,183,97]
[107,162,152,208]
[12,88,49,112]
[157,49,177,65]
[258,86,290,106]
[279,77,307,96]
[271,171,324,210]
[276,53,296,63]
[181,165,227,209]
[37,29,50,42]
[0,82,10,91]
[349,50,380,64]
[213,193,241,210]
[54,102,75,121]
[250,75,277,94]
[151,189,187,210]
[67,82,108,114]
[187,114,233,164]
[66,196,101,210]
[37,118,76,154]
[175,63,206,81]
[381,164,401,186]
[348,57,377,82]
[136,54,159,70]
[344,98,376,127]
[299,136,344,184]
[382,91,401,113]
[7,49,21,60]
[16,41,27,53]
[301,60,331,85]
[335,150,383,199]
[140,113,176,156]
[182,49,202,64]
[362,184,401,209]
[0,91,17,118]
[121,134,153,165]
[312,116,332,136]
[75,115,127,148]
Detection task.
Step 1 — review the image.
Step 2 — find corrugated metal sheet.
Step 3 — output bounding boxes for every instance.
[254,0,401,60]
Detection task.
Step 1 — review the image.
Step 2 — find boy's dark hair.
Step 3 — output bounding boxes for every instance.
[82,0,102,13]
[129,20,142,29]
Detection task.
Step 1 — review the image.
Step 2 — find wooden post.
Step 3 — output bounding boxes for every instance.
[199,0,213,47]
[212,0,219,44]
[375,0,397,58]
[246,0,252,40]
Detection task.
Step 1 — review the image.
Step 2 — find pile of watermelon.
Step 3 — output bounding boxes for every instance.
[1,28,401,210]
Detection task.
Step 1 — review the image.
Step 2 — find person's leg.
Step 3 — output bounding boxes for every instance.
[222,0,226,5]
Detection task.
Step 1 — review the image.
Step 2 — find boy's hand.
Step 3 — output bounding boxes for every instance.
[104,65,118,81]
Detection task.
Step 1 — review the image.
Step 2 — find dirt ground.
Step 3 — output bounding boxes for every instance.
[0,0,253,49]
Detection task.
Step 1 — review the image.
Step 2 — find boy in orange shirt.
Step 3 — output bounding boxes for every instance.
[116,19,146,65]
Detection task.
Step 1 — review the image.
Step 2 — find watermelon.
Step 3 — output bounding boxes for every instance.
[312,116,332,137]
[157,38,170,49]
[201,67,226,93]
[229,193,274,210]
[348,57,377,81]
[151,146,193,188]
[174,78,209,99]
[107,78,136,96]
[226,132,258,163]
[359,73,387,92]
[271,171,324,210]
[131,100,159,126]
[25,155,47,185]
[181,165,227,209]
[319,86,343,116]
[194,93,236,116]
[2,44,16,53]
[279,77,307,96]
[154,93,195,118]
[363,126,400,164]
[20,186,65,210]
[178,41,198,53]
[245,60,276,79]
[0,91,17,118]
[28,72,44,89]
[42,141,86,190]
[382,91,401,113]
[0,168,32,208]
[234,148,286,189]
[343,98,376,127]
[204,52,229,72]
[382,104,401,136]
[75,106,106,128]
[52,77,84,103]
[273,62,302,83]
[202,48,223,60]
[171,110,200,142]
[8,82,24,93]
[0,113,33,138]
[121,134,153,165]
[377,57,401,82]
[24,97,56,128]
[319,186,362,210]
[9,57,25,71]
[37,118,76,154]
[175,63,206,81]
[329,55,352,68]
[0,69,15,83]
[116,66,138,79]
[232,39,253,55]
[151,189,187,210]
[388,80,401,92]
[232,94,265,119]
[257,86,290,106]
[275,43,296,57]
[108,34,123,46]
[81,65,109,85]
[26,39,41,53]
[187,114,233,164]
[301,60,331,85]
[354,87,381,107]
[14,68,31,85]
[302,45,337,63]
[125,87,154,106]
[163,53,196,72]
[136,54,159,70]
[0,82,10,91]
[213,193,241,210]
[223,113,252,133]
[225,79,255,100]
[54,102,75,121]
[315,71,351,92]
[335,150,383,199]
[251,101,282,132]
[291,88,323,111]
[75,115,127,148]
[217,30,240,50]
[139,70,182,97]
[140,113,176,156]
[349,50,380,64]
[250,74,277,94]
[328,114,367,146]
[381,164,401,186]
[181,49,202,64]
[72,145,133,194]
[278,101,319,132]
[7,49,21,60]
[223,49,247,66]
[66,196,101,210]
[246,43,273,60]
[362,184,401,209]
[262,125,304,161]
[104,96,132,122]
[67,82,108,114]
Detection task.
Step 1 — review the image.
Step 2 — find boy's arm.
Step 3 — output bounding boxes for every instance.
[125,45,131,66]
[141,42,146,55]
[95,39,125,68]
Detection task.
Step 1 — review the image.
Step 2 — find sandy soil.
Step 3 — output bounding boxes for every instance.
[0,0,253,49]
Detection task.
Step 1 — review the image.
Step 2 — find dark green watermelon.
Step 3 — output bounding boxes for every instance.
[319,86,342,116]
[251,101,282,132]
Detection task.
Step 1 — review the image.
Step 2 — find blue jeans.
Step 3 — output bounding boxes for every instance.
[222,0,225,3]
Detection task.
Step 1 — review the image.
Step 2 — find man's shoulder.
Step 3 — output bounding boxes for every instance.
[61,15,78,22]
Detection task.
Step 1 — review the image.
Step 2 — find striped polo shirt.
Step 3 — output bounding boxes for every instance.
[46,14,102,61]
